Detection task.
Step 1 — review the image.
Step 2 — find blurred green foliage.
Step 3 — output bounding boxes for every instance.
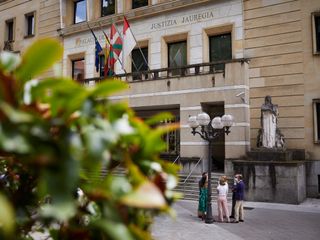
[0,39,180,239]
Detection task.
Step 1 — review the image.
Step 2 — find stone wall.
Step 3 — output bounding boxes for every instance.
[38,0,61,77]
[306,160,320,198]
[0,0,41,52]
[301,0,320,160]
[244,0,305,149]
[0,0,61,77]
[233,160,306,204]
[62,0,250,171]
[38,0,60,38]
[244,0,320,199]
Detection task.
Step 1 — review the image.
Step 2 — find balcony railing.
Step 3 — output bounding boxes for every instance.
[83,58,248,84]
[3,40,13,51]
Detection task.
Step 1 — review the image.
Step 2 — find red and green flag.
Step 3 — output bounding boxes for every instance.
[108,23,123,76]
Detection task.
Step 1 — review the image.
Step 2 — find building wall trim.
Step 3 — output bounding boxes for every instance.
[181,141,250,146]
[109,84,249,100]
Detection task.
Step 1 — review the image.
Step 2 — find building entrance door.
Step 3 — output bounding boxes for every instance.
[202,103,225,172]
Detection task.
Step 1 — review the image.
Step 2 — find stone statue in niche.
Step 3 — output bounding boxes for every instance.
[257,96,285,149]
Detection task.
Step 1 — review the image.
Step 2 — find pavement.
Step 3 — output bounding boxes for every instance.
[151,198,320,240]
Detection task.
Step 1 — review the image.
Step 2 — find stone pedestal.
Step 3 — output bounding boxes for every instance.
[247,149,305,161]
[232,149,306,204]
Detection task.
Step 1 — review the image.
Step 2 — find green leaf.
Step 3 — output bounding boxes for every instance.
[0,126,31,153]
[30,77,78,105]
[144,112,174,126]
[105,175,132,198]
[121,181,166,209]
[90,79,128,98]
[92,220,134,240]
[0,51,21,72]
[128,224,152,240]
[15,38,63,82]
[0,102,33,123]
[0,193,15,236]
[32,77,89,117]
[107,102,132,122]
[143,124,179,156]
[41,202,76,222]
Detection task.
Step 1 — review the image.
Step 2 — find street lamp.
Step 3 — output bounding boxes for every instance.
[188,112,234,224]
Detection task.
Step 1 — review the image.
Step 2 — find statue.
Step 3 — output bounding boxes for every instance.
[257,96,285,149]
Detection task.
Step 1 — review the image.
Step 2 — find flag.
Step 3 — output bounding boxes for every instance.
[122,17,136,64]
[89,28,103,72]
[111,24,122,60]
[102,30,111,76]
[108,46,115,76]
[109,23,123,75]
[94,39,103,73]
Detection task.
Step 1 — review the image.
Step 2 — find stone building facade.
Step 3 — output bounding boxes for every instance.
[1,0,320,202]
[243,0,320,199]
[0,0,61,76]
[60,0,249,176]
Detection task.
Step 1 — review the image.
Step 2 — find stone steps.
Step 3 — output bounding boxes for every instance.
[83,168,233,202]
[177,173,233,202]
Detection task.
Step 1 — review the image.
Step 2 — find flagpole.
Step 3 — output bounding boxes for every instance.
[134,38,150,71]
[118,18,141,79]
[97,22,111,78]
[98,22,110,45]
[130,53,139,72]
[123,16,150,71]
[87,22,98,41]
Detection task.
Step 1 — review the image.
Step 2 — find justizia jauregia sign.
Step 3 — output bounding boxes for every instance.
[150,11,214,30]
[74,10,215,47]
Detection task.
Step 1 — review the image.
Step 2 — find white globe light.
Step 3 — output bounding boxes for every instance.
[197,112,210,126]
[188,115,199,128]
[211,117,223,129]
[221,114,234,127]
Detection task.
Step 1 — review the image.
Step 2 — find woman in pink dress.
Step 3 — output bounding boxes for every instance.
[217,176,230,223]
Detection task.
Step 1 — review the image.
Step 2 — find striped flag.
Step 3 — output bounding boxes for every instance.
[122,17,136,65]
[111,24,122,60]
[109,23,123,75]
[102,30,111,77]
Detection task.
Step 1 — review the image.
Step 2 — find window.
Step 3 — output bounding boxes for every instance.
[25,13,35,37]
[72,59,85,82]
[101,0,115,17]
[134,107,180,155]
[74,0,86,24]
[312,12,320,54]
[131,47,148,80]
[6,19,14,42]
[209,33,232,71]
[161,117,180,154]
[313,99,320,143]
[132,0,148,9]
[168,41,187,76]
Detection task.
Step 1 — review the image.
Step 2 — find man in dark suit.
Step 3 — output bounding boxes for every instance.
[232,174,245,223]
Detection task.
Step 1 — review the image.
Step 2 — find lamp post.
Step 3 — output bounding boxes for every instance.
[188,112,234,224]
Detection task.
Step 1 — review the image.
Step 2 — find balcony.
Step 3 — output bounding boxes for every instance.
[83,58,249,85]
[3,40,13,51]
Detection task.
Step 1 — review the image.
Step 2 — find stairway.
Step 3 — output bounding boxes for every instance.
[175,173,233,202]
[83,167,127,183]
[84,168,232,203]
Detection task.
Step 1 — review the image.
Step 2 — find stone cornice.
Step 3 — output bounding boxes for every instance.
[60,0,211,37]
